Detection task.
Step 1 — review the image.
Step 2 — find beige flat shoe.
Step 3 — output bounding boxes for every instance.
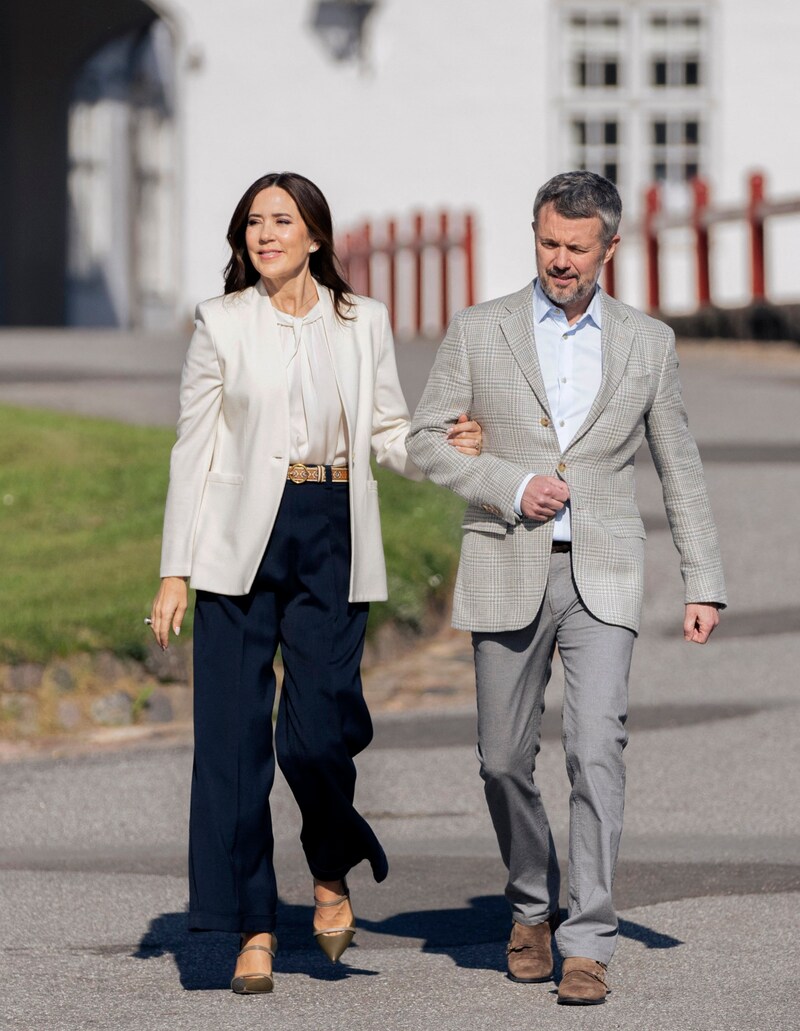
[230,933,277,994]
[313,879,356,963]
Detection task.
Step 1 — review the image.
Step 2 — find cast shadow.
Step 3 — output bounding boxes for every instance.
[135,896,682,989]
[358,897,684,974]
[134,899,381,990]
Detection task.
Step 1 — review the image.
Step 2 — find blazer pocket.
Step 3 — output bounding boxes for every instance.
[614,372,658,402]
[461,505,508,537]
[600,516,647,539]
[206,472,244,485]
[620,372,657,383]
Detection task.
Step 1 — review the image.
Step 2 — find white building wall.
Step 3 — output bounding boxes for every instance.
[711,1,800,306]
[160,0,550,312]
[158,0,800,319]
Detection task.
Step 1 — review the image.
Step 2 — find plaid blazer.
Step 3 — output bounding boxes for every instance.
[407,282,726,633]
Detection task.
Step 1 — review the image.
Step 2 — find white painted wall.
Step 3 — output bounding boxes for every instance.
[157,0,800,319]
[708,1,800,307]
[158,0,548,313]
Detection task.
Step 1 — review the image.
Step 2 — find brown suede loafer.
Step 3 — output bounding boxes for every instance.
[557,957,608,1005]
[506,920,554,983]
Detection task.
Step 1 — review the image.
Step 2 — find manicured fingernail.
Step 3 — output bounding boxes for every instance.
[173,625,181,636]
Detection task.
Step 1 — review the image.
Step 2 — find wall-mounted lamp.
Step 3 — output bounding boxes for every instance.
[311,1,377,62]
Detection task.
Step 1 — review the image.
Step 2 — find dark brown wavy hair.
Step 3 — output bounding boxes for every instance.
[223,172,355,320]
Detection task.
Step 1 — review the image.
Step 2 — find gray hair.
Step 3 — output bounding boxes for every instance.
[533,171,622,247]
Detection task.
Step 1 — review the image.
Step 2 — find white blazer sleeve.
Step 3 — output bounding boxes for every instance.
[370,304,424,481]
[159,306,224,577]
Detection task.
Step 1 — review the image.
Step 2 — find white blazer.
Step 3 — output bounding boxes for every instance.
[160,281,422,600]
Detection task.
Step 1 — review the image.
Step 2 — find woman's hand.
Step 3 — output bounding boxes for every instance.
[149,576,188,650]
[446,413,483,456]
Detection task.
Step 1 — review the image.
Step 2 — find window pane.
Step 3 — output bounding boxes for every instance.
[684,121,699,144]
[604,121,618,144]
[653,162,667,180]
[685,162,699,180]
[575,57,588,87]
[604,60,618,86]
[653,59,667,86]
[570,14,587,27]
[603,162,618,182]
[653,121,667,145]
[685,60,700,86]
[573,120,587,145]
[650,14,668,29]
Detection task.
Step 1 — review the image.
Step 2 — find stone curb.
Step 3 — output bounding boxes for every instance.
[0,623,478,764]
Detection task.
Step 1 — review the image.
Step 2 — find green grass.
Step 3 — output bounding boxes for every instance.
[370,462,465,633]
[0,406,465,664]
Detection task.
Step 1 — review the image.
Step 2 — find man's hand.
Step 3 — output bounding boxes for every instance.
[520,475,570,522]
[683,603,721,644]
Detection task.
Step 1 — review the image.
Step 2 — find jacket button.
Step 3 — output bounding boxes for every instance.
[557,462,567,473]
[540,417,550,427]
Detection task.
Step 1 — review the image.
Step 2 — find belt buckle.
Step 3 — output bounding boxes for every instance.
[288,463,309,484]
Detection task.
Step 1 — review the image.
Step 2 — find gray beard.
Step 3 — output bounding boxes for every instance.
[541,277,594,310]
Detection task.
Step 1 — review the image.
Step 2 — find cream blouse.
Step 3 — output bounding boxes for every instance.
[273,302,348,466]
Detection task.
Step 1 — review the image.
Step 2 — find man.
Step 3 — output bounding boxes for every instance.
[406,171,725,1006]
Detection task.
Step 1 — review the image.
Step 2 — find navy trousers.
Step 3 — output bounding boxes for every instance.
[188,476,387,934]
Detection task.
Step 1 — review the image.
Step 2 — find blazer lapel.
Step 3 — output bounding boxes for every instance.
[567,291,635,449]
[500,282,552,417]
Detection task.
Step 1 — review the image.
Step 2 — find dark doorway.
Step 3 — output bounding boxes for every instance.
[0,1,177,327]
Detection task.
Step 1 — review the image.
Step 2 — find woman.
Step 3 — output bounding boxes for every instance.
[149,172,482,994]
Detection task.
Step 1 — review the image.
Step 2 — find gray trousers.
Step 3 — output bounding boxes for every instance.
[473,551,635,965]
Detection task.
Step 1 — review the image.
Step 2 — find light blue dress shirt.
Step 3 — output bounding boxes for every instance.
[513,279,603,541]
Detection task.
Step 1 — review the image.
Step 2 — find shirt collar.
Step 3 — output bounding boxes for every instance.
[532,277,602,331]
[273,301,323,326]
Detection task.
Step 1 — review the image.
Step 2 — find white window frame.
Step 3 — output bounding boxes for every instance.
[553,1,712,218]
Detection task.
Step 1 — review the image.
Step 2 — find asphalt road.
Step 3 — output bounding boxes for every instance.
[1,330,799,1029]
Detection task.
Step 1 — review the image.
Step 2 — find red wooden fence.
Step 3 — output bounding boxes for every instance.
[337,210,476,336]
[643,172,800,312]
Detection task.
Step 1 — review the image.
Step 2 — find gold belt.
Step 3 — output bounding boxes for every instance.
[286,463,349,484]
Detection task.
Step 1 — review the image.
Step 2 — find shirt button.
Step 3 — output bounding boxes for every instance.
[540,417,550,427]
[561,333,568,341]
[561,377,567,383]
[557,462,567,472]
[559,420,565,427]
